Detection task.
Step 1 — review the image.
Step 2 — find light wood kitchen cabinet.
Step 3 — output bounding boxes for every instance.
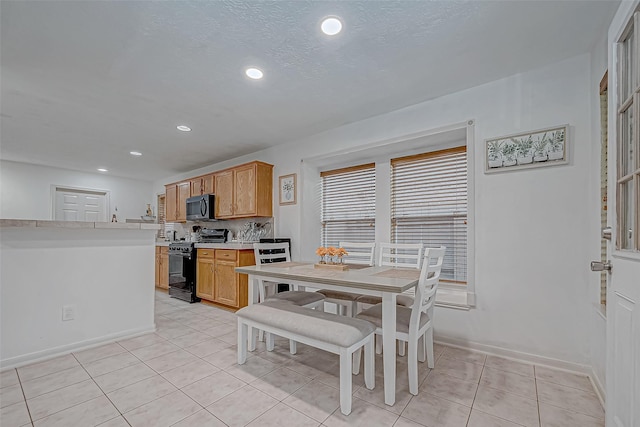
[196,249,215,300]
[155,246,169,289]
[214,161,273,219]
[165,181,190,222]
[195,248,254,308]
[190,174,215,196]
[213,249,254,308]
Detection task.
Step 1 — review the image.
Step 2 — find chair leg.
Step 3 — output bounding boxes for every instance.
[289,340,297,355]
[399,341,406,357]
[339,348,352,415]
[418,334,426,363]
[375,335,382,354]
[237,320,247,365]
[352,347,361,375]
[408,338,418,395]
[259,330,265,342]
[425,327,434,369]
[364,336,375,390]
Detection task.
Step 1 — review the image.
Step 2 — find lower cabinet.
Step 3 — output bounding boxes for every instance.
[196,248,254,308]
[196,250,215,300]
[155,246,169,289]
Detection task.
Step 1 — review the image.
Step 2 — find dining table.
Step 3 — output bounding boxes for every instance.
[235,262,422,406]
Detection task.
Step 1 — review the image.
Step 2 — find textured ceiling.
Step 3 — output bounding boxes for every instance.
[0,1,619,181]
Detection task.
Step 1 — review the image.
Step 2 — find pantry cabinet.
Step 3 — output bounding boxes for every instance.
[214,161,273,219]
[165,181,190,222]
[195,248,254,309]
[155,246,169,289]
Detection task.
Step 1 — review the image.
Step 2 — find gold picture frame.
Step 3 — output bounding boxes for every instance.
[279,173,297,205]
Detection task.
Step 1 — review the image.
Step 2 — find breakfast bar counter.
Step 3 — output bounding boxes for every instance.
[1,219,160,368]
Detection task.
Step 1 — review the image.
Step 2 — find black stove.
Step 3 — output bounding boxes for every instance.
[168,242,200,303]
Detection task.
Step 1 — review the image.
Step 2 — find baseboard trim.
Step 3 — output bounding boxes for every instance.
[0,324,156,370]
[434,334,592,374]
[590,367,606,408]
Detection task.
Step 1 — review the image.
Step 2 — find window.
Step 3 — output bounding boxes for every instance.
[616,18,640,251]
[157,194,166,239]
[321,163,376,247]
[391,147,468,284]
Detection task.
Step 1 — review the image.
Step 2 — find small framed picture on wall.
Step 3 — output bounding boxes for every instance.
[279,173,297,205]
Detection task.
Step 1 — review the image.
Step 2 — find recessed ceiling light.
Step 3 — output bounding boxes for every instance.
[321,17,342,36]
[97,168,108,172]
[176,125,191,132]
[245,68,264,80]
[129,151,142,156]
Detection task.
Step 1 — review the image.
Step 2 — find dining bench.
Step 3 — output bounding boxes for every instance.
[236,301,375,415]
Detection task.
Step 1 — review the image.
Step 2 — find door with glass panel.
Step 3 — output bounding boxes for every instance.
[607,9,640,426]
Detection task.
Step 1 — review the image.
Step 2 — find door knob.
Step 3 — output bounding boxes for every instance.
[601,227,612,241]
[590,261,612,272]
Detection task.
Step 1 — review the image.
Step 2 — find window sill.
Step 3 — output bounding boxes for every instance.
[435,287,473,310]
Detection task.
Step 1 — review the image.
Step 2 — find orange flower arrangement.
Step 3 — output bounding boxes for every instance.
[316,246,348,264]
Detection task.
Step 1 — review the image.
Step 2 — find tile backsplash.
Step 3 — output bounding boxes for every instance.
[164,218,273,242]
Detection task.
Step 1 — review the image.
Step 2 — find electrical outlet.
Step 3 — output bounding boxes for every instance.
[62,305,75,321]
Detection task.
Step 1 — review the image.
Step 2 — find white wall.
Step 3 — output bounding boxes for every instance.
[0,228,156,368]
[155,53,599,366]
[1,160,153,222]
[588,29,609,399]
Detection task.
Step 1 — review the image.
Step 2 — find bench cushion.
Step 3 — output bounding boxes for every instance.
[266,290,325,306]
[237,302,375,348]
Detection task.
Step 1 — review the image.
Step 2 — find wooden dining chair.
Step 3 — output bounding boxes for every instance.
[354,246,445,395]
[316,242,376,317]
[356,242,424,308]
[253,243,325,310]
[253,243,325,352]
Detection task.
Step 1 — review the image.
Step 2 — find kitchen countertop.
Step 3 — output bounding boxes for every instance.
[195,242,255,250]
[1,219,160,230]
[155,240,256,250]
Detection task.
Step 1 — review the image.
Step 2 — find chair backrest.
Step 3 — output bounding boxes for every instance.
[410,246,446,331]
[253,242,291,265]
[378,243,424,269]
[339,241,376,266]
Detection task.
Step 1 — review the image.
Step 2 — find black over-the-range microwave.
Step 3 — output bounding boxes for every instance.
[186,194,216,221]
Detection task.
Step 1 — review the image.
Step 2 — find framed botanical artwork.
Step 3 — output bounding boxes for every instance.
[279,173,297,205]
[485,124,569,173]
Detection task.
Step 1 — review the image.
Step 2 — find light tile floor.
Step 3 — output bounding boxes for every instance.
[0,291,605,427]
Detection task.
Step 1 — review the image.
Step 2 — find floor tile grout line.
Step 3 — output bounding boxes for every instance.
[14,367,35,426]
[72,342,128,367]
[536,399,606,422]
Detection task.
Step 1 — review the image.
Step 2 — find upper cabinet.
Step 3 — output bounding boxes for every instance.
[165,181,190,222]
[190,174,215,196]
[163,161,273,222]
[215,161,273,219]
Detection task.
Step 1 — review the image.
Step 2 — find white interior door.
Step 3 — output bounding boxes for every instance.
[54,189,107,222]
[606,7,640,426]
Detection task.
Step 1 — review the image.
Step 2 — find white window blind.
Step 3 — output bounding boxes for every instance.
[391,147,467,284]
[321,163,376,247]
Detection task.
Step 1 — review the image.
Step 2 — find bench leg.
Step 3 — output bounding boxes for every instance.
[364,335,375,390]
[399,341,406,357]
[266,332,274,351]
[352,348,361,375]
[339,347,352,415]
[289,340,297,355]
[249,326,258,352]
[237,320,248,365]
